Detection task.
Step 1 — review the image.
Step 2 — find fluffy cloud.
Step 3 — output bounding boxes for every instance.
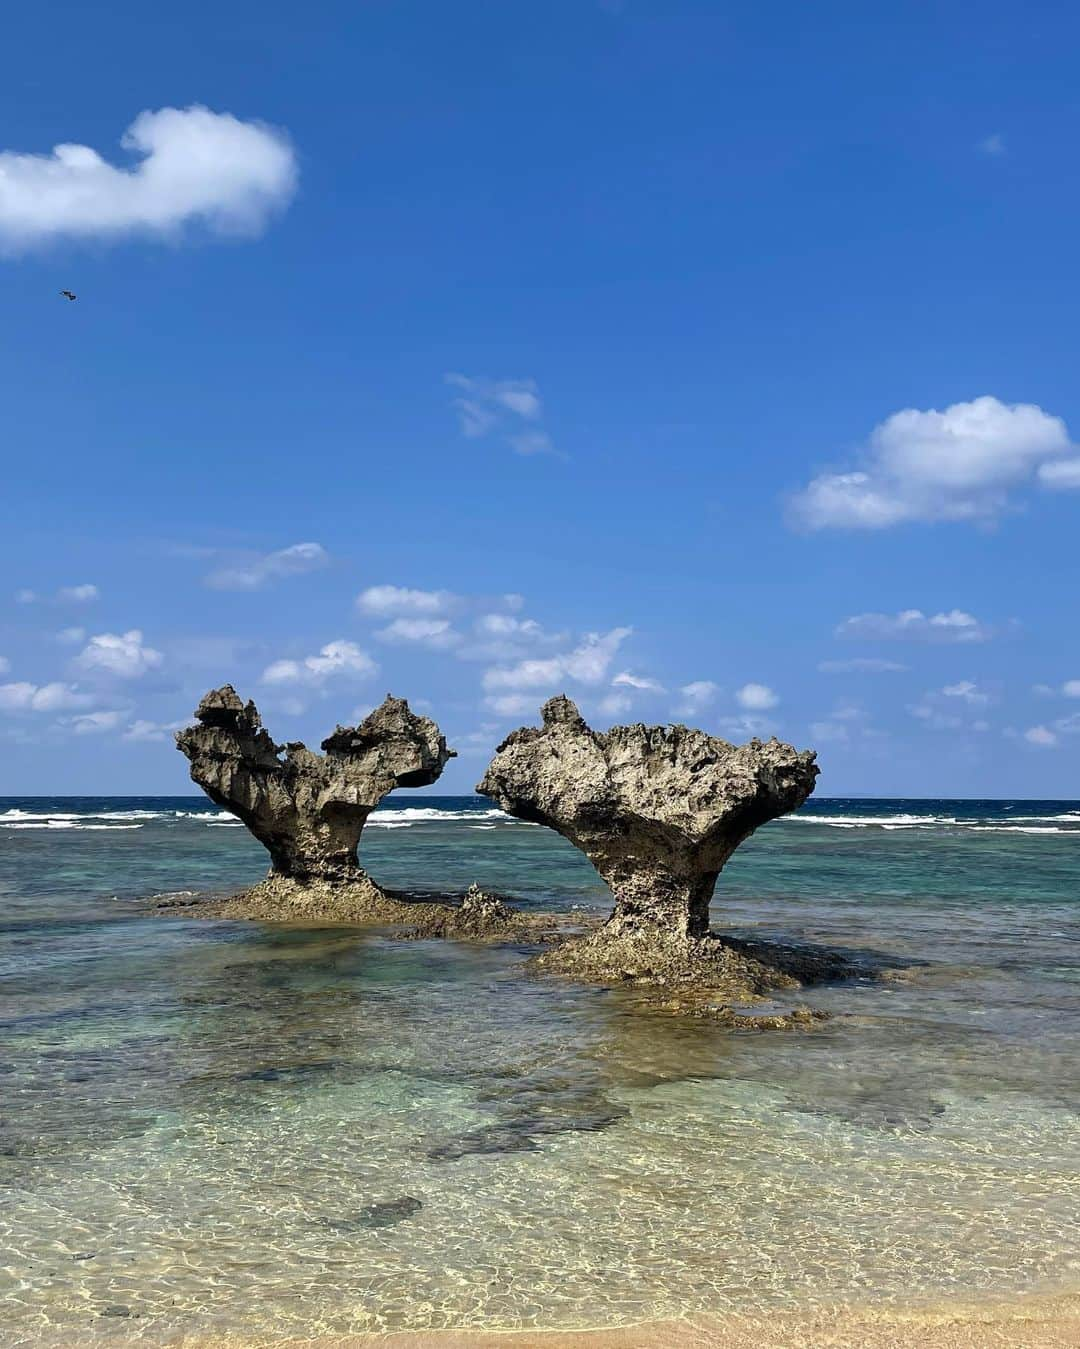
[1024,725,1058,748]
[789,397,1073,529]
[836,609,994,643]
[818,657,908,673]
[0,681,95,712]
[357,585,456,617]
[1038,458,1080,490]
[674,680,719,715]
[598,692,633,717]
[74,630,164,678]
[735,682,779,711]
[483,628,631,695]
[204,543,329,590]
[0,657,8,675]
[1065,681,1080,698]
[56,627,86,645]
[0,106,296,251]
[261,640,376,686]
[375,618,461,649]
[612,671,665,692]
[446,373,558,457]
[67,710,124,736]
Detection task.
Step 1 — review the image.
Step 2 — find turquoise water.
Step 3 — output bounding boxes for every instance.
[1,796,1079,1344]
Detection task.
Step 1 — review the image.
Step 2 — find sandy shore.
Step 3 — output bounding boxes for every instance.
[21,1293,1078,1349]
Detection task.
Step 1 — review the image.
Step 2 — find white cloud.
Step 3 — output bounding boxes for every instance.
[0,105,297,252]
[735,682,779,711]
[204,543,329,590]
[74,630,164,679]
[56,627,86,645]
[485,693,537,718]
[0,657,8,675]
[0,681,95,712]
[15,583,99,605]
[122,718,185,742]
[942,680,991,706]
[818,657,908,673]
[612,671,665,692]
[1063,680,1080,698]
[978,133,1006,157]
[789,397,1072,529]
[375,618,461,649]
[67,710,124,736]
[598,692,633,717]
[261,640,376,686]
[446,374,542,436]
[836,609,994,643]
[58,584,99,603]
[483,627,631,694]
[1024,725,1058,748]
[674,680,719,715]
[459,612,567,661]
[1038,458,1080,490]
[356,585,456,617]
[474,614,546,640]
[445,373,558,456]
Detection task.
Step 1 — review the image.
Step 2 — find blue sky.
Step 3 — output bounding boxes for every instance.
[2,0,1080,797]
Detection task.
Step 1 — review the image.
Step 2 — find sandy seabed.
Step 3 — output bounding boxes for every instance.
[15,1294,1079,1349]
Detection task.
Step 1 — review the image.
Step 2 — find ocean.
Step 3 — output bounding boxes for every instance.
[1,796,1078,1342]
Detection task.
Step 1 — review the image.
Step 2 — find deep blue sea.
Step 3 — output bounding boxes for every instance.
[1,795,1078,1343]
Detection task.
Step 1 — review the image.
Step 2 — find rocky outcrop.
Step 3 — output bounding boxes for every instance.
[176,687,454,903]
[477,695,819,988]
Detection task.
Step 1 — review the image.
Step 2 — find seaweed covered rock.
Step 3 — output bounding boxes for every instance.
[176,687,454,891]
[477,695,819,987]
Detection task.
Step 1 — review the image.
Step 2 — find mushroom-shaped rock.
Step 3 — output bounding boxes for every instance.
[477,695,817,948]
[176,686,454,885]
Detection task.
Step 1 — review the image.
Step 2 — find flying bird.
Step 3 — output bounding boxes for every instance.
[60,290,76,301]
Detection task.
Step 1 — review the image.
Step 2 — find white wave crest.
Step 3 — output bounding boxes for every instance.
[367,807,511,827]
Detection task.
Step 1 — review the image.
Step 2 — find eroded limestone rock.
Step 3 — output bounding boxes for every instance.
[176,686,454,898]
[477,695,819,987]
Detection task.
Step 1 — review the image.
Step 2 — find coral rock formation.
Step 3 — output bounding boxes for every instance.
[477,695,819,988]
[176,686,454,901]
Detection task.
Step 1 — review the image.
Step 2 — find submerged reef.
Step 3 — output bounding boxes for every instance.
[175,686,456,917]
[477,695,825,994]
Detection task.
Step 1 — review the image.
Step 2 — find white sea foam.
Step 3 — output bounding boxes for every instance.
[788,813,959,827]
[787,812,1079,833]
[367,807,511,826]
[970,825,1070,834]
[0,820,144,831]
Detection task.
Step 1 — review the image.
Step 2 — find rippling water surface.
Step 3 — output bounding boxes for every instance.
[1,795,1079,1344]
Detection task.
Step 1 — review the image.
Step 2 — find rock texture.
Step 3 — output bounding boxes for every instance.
[176,687,454,903]
[477,695,820,988]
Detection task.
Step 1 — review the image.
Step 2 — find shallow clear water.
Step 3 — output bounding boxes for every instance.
[1,796,1079,1344]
